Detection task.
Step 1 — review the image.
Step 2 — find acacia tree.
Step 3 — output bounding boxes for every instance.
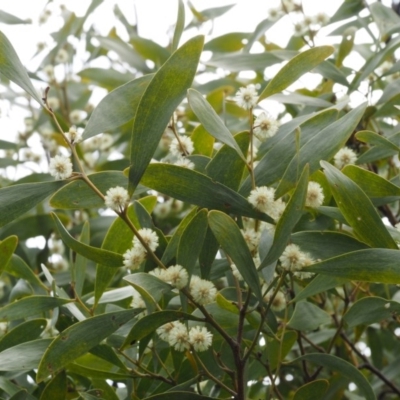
[1,0,400,399]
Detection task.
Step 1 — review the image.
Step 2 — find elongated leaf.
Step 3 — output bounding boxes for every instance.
[40,371,67,400]
[258,46,334,101]
[293,380,329,400]
[260,165,308,269]
[207,52,284,71]
[306,248,400,284]
[50,171,132,209]
[0,181,65,227]
[0,10,31,24]
[293,354,375,400]
[267,331,297,370]
[355,130,399,151]
[129,35,204,190]
[240,109,338,196]
[122,310,204,348]
[0,296,70,321]
[73,222,90,297]
[344,297,400,328]
[36,309,140,382]
[188,89,245,160]
[144,393,216,400]
[52,213,123,267]
[275,103,366,197]
[208,210,262,300]
[321,161,397,249]
[342,165,400,206]
[0,31,41,104]
[83,74,153,139]
[141,164,272,222]
[0,339,52,371]
[177,209,208,277]
[287,301,331,331]
[0,236,17,273]
[0,319,47,353]
[172,0,185,51]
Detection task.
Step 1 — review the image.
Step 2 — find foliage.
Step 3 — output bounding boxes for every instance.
[2,0,400,399]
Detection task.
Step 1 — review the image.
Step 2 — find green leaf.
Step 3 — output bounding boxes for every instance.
[344,297,400,328]
[191,124,215,157]
[0,236,17,273]
[141,164,272,222]
[321,161,397,249]
[293,380,329,400]
[0,181,65,227]
[124,273,172,306]
[287,301,331,331]
[122,310,204,349]
[0,339,52,371]
[52,213,123,267]
[78,67,134,89]
[72,222,90,297]
[258,46,334,101]
[130,35,170,65]
[83,75,153,140]
[342,165,400,206]
[266,331,297,370]
[306,248,400,284]
[370,2,400,37]
[292,354,376,400]
[0,296,70,321]
[129,35,204,190]
[0,31,41,104]
[205,131,249,191]
[188,88,245,160]
[207,52,283,71]
[244,17,280,52]
[208,210,262,301]
[0,10,30,24]
[177,209,208,277]
[260,165,308,269]
[144,392,217,400]
[355,130,399,152]
[39,371,67,400]
[50,171,140,209]
[275,103,366,197]
[240,109,338,196]
[0,319,47,353]
[204,32,250,53]
[36,309,140,382]
[172,0,185,51]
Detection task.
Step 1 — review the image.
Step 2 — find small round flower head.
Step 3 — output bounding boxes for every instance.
[123,247,146,270]
[47,97,60,110]
[293,21,308,37]
[174,157,195,169]
[264,289,286,312]
[306,181,324,208]
[235,84,258,110]
[157,321,178,342]
[190,276,217,305]
[189,326,213,352]
[153,199,172,219]
[65,126,82,144]
[43,64,55,80]
[104,186,130,212]
[253,112,279,142]
[294,253,315,279]
[230,263,243,280]
[242,228,261,251]
[49,238,65,255]
[268,6,283,21]
[279,243,307,271]
[166,264,189,289]
[149,267,169,282]
[55,48,69,64]
[314,12,329,26]
[169,136,194,157]
[100,134,113,150]
[333,147,357,170]
[69,110,83,125]
[168,321,190,352]
[270,198,286,222]
[248,186,276,214]
[131,295,146,318]
[52,258,69,272]
[49,155,73,180]
[133,228,159,253]
[282,0,297,12]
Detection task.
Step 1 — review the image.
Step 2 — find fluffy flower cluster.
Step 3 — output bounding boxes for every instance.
[264,288,286,312]
[248,186,286,221]
[123,228,159,270]
[306,181,324,208]
[333,147,357,170]
[157,322,213,352]
[150,264,189,289]
[190,276,217,305]
[49,155,73,180]
[104,186,130,212]
[235,85,258,110]
[65,126,82,144]
[169,136,194,157]
[279,243,314,279]
[253,112,279,142]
